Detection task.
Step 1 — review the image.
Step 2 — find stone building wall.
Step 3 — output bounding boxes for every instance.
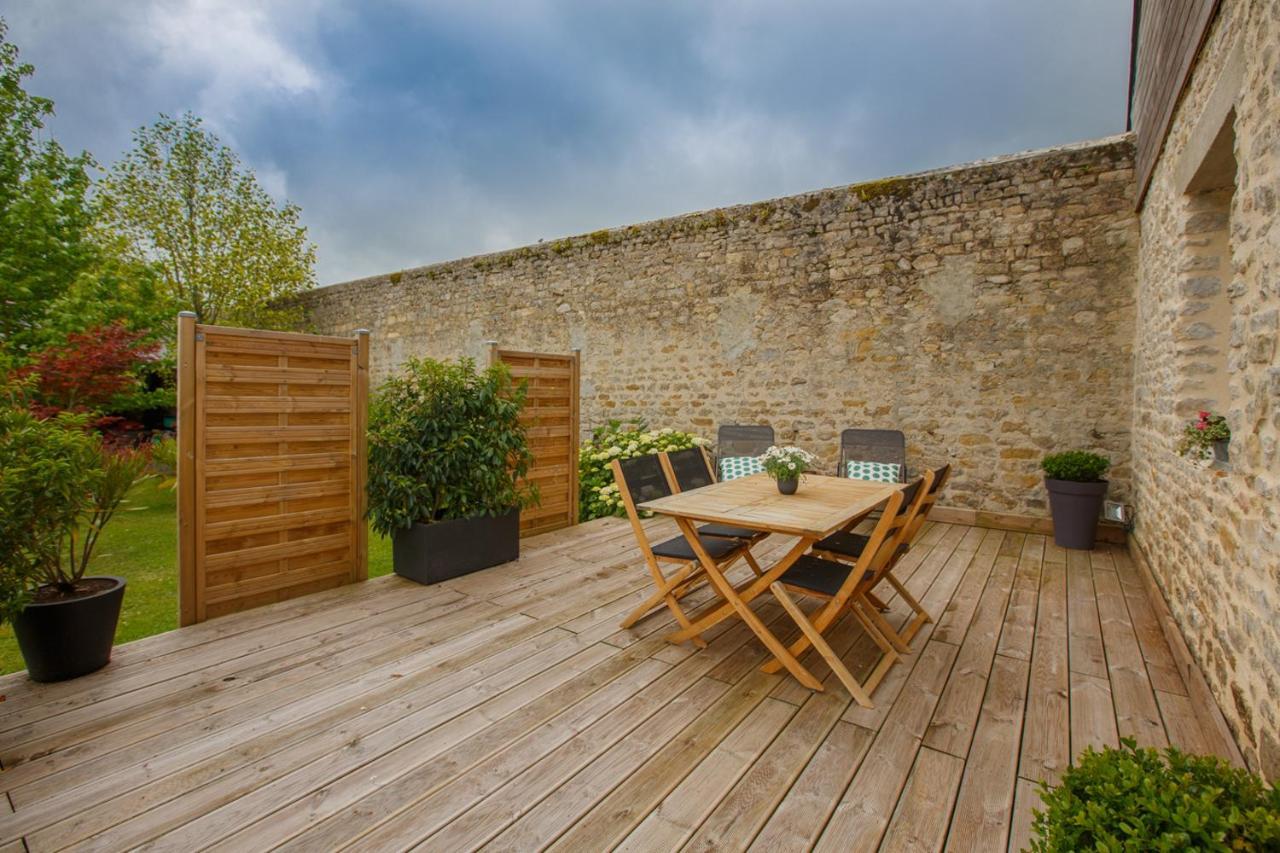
[1129,0,1280,778]
[302,138,1139,521]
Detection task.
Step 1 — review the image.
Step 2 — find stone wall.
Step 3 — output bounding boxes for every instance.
[303,138,1139,520]
[1130,0,1280,778]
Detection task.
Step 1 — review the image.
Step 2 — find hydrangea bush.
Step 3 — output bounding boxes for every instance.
[579,420,707,521]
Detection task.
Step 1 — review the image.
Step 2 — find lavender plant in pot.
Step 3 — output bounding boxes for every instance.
[1042,451,1110,551]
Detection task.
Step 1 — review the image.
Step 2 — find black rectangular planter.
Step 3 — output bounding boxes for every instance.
[391,508,520,584]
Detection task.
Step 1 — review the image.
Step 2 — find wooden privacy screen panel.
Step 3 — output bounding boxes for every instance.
[490,347,580,537]
[177,314,368,625]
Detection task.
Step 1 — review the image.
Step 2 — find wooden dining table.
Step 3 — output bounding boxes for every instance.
[639,472,903,690]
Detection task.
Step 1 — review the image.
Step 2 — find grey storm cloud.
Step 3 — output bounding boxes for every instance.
[5,0,1132,285]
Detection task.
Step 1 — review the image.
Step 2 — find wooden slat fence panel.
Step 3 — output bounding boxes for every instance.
[1130,0,1222,205]
[177,314,369,625]
[490,347,580,537]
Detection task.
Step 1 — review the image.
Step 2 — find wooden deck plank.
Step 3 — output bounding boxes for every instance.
[944,654,1031,852]
[0,518,1236,852]
[611,697,796,851]
[1018,558,1070,785]
[410,620,778,852]
[1092,566,1168,749]
[877,746,965,853]
[682,692,846,851]
[1070,671,1120,761]
[1065,550,1107,678]
[923,548,1019,757]
[813,641,959,852]
[746,721,874,851]
[1008,777,1041,853]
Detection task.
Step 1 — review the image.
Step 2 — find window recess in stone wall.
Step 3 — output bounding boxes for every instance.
[1173,106,1237,459]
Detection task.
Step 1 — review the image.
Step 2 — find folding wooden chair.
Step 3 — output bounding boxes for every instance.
[765,478,924,707]
[660,447,769,576]
[612,454,752,647]
[811,464,950,647]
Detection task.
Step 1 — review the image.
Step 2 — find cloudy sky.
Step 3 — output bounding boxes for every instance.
[6,1,1132,286]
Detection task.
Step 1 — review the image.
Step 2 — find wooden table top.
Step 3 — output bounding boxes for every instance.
[639,473,903,539]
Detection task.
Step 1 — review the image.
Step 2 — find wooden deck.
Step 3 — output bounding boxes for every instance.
[0,516,1241,851]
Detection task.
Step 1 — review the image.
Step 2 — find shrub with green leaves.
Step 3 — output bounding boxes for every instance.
[579,420,706,521]
[1042,450,1110,483]
[367,357,537,536]
[0,378,152,620]
[1031,738,1280,852]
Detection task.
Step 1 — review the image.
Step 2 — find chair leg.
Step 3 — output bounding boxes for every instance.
[743,548,764,577]
[619,559,709,648]
[846,604,902,696]
[865,590,890,611]
[881,571,932,646]
[771,583,876,708]
[855,593,912,655]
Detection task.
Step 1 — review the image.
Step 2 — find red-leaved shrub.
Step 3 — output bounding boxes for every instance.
[16,323,160,422]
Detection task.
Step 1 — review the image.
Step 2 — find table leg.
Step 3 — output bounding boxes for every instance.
[670,518,823,691]
[667,535,812,643]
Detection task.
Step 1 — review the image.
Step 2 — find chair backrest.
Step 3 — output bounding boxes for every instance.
[821,479,918,608]
[716,424,775,460]
[662,447,716,492]
[839,428,907,481]
[855,475,928,592]
[902,463,950,545]
[611,454,674,557]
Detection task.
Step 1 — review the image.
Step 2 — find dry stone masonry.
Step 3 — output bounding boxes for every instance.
[303,138,1139,523]
[1129,0,1280,779]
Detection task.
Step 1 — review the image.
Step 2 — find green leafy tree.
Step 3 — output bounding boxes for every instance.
[0,19,98,347]
[0,20,168,356]
[98,112,316,330]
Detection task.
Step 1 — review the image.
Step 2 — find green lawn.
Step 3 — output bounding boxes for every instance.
[0,479,394,676]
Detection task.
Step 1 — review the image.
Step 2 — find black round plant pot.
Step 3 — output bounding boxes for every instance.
[776,477,799,495]
[12,577,126,683]
[1045,479,1108,551]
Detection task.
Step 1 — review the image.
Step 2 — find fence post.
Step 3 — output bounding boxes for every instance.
[176,311,198,627]
[354,329,370,582]
[570,347,581,525]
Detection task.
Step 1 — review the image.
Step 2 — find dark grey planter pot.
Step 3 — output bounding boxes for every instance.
[13,577,125,683]
[392,508,520,584]
[1212,439,1230,465]
[1045,478,1108,550]
[776,477,798,495]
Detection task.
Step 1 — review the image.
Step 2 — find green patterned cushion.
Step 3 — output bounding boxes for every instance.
[718,455,763,481]
[846,460,902,482]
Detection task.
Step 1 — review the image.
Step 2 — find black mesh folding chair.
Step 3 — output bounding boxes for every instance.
[765,477,925,707]
[660,447,769,575]
[811,465,950,649]
[838,428,907,481]
[611,454,752,645]
[715,424,775,481]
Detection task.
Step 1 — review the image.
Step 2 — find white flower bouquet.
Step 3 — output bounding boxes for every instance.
[759,445,817,482]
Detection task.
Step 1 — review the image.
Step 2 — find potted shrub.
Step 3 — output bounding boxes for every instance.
[760,445,818,494]
[1176,410,1231,466]
[1031,738,1280,851]
[1042,450,1110,550]
[0,393,150,681]
[367,357,538,584]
